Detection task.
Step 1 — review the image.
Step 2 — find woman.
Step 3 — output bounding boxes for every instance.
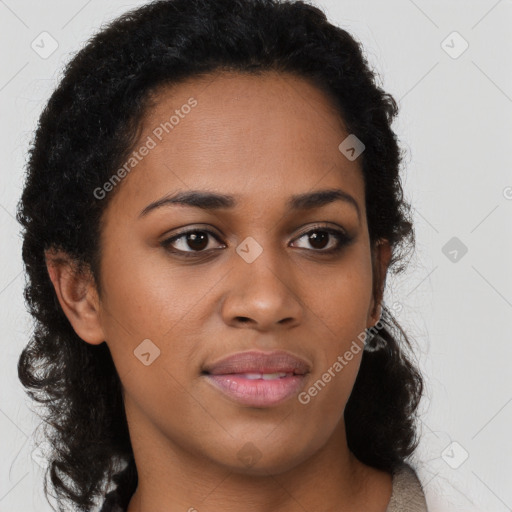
[17,0,427,510]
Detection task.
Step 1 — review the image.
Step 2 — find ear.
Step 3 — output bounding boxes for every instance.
[45,248,106,345]
[367,239,392,328]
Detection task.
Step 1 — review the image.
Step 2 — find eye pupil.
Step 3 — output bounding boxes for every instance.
[309,231,329,250]
[187,231,209,251]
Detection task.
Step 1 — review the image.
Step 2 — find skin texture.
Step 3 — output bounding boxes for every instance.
[46,71,393,511]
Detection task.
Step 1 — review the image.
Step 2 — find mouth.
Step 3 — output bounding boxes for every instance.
[201,350,311,407]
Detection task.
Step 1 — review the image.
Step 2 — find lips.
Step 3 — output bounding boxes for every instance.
[202,350,311,376]
[202,350,311,407]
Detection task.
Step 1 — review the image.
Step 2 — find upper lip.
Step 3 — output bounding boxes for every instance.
[202,350,311,376]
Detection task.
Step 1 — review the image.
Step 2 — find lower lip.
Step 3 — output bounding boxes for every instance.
[204,374,307,407]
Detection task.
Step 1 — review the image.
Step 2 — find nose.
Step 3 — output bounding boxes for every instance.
[220,243,303,332]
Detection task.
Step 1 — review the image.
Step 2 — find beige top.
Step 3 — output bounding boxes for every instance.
[386,463,429,512]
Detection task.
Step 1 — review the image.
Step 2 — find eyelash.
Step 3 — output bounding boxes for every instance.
[160,225,353,259]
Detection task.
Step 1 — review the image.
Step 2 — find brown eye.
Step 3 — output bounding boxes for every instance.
[161,229,225,256]
[292,228,351,253]
[307,231,330,250]
[182,231,209,251]
[161,225,352,259]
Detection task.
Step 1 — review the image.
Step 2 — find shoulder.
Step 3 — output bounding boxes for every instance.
[386,462,429,512]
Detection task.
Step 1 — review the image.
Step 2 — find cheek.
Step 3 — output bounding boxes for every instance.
[298,251,372,404]
[98,237,194,338]
[302,253,373,342]
[98,258,219,411]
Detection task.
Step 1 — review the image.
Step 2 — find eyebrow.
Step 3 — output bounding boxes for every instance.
[138,188,361,220]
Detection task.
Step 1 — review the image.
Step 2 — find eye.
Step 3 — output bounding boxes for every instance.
[291,226,352,254]
[160,224,353,258]
[160,228,226,257]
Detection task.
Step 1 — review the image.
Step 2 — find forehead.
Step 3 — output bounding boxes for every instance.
[106,70,365,218]
[142,70,348,145]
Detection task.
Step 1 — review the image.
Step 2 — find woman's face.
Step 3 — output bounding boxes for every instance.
[94,71,390,474]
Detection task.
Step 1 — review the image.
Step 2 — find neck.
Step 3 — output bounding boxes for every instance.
[124,398,392,512]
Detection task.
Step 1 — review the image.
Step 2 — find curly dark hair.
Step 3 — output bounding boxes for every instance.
[16,0,424,510]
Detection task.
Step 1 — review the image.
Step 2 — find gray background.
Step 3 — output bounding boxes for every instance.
[1,0,511,510]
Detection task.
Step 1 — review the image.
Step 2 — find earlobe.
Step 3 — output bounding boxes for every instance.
[45,249,106,345]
